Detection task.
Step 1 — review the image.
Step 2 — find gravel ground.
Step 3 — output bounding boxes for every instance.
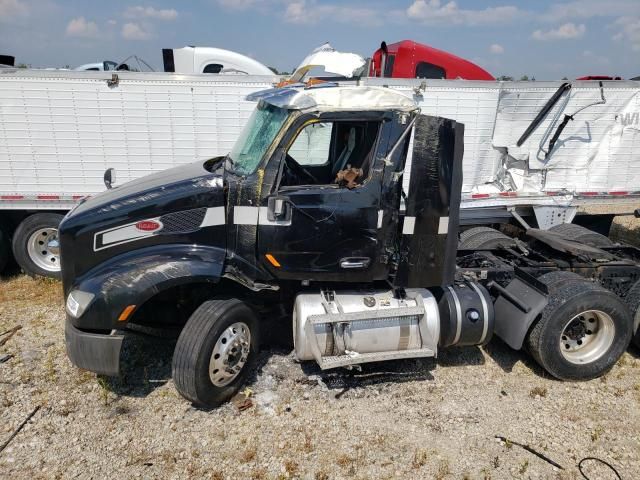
[1,275,639,480]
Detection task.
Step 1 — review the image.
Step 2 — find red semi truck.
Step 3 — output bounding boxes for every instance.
[369,40,495,80]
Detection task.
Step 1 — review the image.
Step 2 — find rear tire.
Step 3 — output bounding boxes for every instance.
[536,271,592,290]
[172,299,259,408]
[526,276,632,380]
[459,227,516,249]
[549,223,612,248]
[623,279,640,349]
[12,213,64,278]
[459,226,499,244]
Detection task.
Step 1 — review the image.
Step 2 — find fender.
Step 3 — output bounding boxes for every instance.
[68,243,226,331]
[491,271,549,350]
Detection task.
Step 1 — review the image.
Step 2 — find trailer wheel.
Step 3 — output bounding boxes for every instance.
[459,227,516,249]
[12,213,64,278]
[623,279,640,349]
[549,223,612,248]
[172,299,259,408]
[526,277,632,380]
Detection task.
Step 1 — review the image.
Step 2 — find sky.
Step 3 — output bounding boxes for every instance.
[1,0,639,79]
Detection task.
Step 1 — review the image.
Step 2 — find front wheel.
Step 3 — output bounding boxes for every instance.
[172,299,259,408]
[526,276,632,380]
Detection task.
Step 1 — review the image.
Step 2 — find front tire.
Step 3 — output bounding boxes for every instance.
[526,275,632,380]
[172,299,259,408]
[12,213,64,278]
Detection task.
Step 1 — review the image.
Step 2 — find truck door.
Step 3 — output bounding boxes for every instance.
[257,115,397,282]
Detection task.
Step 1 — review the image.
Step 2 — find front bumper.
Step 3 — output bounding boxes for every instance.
[65,317,124,376]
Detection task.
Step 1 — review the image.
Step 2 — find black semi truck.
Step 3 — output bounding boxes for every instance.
[59,85,640,407]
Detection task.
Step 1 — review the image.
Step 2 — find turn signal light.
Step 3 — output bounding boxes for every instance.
[265,254,281,268]
[118,305,137,322]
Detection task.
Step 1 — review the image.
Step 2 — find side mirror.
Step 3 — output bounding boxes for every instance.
[104,168,116,189]
[267,196,290,222]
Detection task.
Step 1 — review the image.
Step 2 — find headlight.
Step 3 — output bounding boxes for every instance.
[66,290,95,318]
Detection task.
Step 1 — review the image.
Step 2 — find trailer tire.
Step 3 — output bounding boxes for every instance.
[549,223,612,248]
[526,277,632,381]
[459,229,516,249]
[12,213,64,279]
[623,279,640,349]
[0,228,9,274]
[172,299,259,408]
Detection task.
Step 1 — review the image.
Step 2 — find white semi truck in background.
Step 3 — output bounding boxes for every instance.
[0,44,638,278]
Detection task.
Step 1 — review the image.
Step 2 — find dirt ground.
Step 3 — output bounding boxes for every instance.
[0,274,639,480]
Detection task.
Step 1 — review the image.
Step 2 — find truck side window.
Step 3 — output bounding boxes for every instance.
[203,63,223,74]
[280,120,380,188]
[415,62,446,79]
[288,122,332,166]
[384,55,395,77]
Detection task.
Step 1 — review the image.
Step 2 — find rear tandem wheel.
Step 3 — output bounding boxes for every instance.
[526,272,632,380]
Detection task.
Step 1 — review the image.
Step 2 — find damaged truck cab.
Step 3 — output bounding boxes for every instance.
[60,84,637,407]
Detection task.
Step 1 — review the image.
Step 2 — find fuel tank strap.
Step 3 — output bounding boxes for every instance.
[309,305,425,325]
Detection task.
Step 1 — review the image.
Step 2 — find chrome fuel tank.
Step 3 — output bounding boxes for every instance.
[293,289,439,369]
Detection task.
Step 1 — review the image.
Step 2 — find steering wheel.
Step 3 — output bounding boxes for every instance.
[284,154,318,184]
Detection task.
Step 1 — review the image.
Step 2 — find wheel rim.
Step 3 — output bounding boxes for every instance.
[208,322,251,387]
[559,310,615,364]
[26,228,61,272]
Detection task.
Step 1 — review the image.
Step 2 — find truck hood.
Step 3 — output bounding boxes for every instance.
[59,158,227,287]
[71,159,223,216]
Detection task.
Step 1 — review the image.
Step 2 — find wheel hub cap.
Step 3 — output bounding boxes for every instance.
[208,322,251,387]
[27,228,61,272]
[560,310,615,364]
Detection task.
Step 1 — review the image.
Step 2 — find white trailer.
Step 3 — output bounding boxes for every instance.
[0,67,639,277]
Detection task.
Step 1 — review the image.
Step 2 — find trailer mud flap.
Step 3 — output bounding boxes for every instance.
[492,276,548,350]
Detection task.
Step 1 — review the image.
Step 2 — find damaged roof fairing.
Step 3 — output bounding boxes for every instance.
[289,42,366,83]
[247,85,419,113]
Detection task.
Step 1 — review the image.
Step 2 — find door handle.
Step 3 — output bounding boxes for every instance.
[340,257,371,269]
[267,196,291,222]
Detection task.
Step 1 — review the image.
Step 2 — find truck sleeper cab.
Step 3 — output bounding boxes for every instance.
[60,84,637,407]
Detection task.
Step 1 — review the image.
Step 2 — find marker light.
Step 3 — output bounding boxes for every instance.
[118,305,137,322]
[265,254,281,268]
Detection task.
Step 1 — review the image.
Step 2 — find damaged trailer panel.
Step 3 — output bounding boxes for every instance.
[360,78,640,203]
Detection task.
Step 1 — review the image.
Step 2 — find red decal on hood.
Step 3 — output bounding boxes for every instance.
[135,220,161,232]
